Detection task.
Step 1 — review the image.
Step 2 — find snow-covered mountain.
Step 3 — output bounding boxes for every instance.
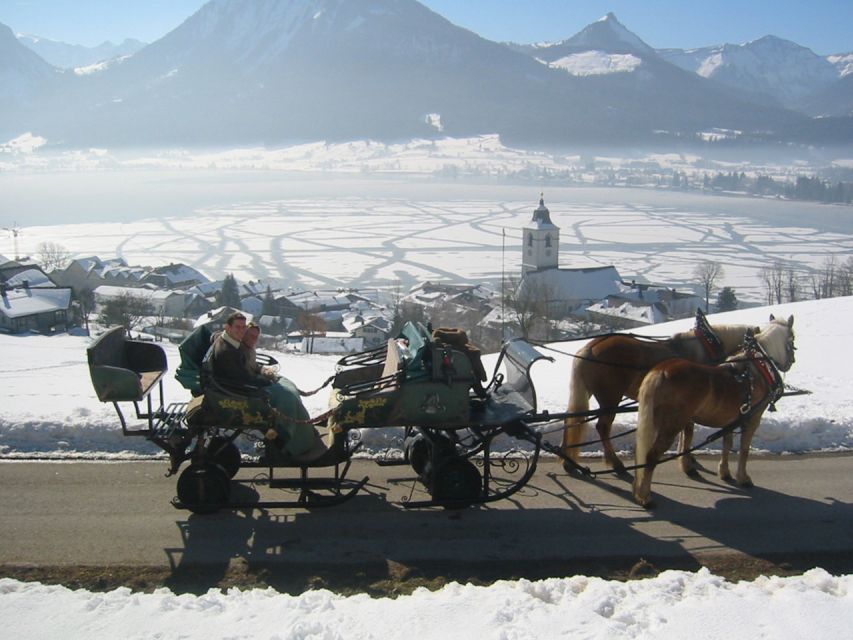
[659,36,840,112]
[828,53,853,78]
[16,34,145,70]
[0,3,846,148]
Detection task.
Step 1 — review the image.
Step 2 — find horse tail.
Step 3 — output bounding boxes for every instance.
[561,355,591,461]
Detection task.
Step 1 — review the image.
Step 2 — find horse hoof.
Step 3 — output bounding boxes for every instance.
[562,459,587,477]
[737,479,754,489]
[684,468,701,479]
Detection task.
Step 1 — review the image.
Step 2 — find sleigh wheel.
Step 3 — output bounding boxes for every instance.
[206,436,241,478]
[432,457,482,507]
[177,463,231,514]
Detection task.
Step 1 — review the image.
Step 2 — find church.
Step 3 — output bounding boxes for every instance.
[517,195,623,318]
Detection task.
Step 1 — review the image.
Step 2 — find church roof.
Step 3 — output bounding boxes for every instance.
[527,196,558,230]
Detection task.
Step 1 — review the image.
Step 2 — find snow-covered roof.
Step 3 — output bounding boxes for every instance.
[148,263,210,285]
[300,336,364,354]
[93,285,180,301]
[193,306,252,328]
[342,311,392,333]
[586,299,668,325]
[188,281,223,296]
[5,268,54,288]
[0,287,72,318]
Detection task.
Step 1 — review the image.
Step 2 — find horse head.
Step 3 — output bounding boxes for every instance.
[756,314,796,372]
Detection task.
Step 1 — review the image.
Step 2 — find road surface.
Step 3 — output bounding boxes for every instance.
[1,454,851,592]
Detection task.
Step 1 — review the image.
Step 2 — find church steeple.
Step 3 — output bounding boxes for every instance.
[522,194,560,276]
[532,193,554,225]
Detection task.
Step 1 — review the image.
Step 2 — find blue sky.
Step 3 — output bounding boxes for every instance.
[1,0,851,55]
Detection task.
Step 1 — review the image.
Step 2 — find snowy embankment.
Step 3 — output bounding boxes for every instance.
[1,296,851,458]
[2,568,852,640]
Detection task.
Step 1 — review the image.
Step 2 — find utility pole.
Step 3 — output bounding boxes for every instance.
[501,227,505,341]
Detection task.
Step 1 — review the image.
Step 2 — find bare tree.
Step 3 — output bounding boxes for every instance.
[840,256,853,297]
[784,265,801,302]
[36,241,72,271]
[503,276,554,340]
[297,312,326,354]
[693,260,724,312]
[758,261,784,304]
[97,292,155,332]
[819,255,839,298]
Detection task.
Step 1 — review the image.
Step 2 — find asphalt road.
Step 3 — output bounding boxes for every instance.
[2,453,852,575]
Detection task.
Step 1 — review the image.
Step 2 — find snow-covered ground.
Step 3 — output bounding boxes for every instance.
[1,297,850,459]
[3,568,851,640]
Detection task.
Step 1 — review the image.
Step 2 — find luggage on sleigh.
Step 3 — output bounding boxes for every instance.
[330,322,553,508]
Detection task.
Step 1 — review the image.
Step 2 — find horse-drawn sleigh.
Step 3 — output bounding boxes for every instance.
[86,310,798,512]
[86,321,556,512]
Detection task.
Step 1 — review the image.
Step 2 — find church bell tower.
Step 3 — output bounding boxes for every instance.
[521,194,559,276]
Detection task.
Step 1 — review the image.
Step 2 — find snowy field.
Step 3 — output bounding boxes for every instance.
[1,297,850,459]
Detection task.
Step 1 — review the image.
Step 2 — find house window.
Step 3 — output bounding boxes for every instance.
[527,234,533,247]
[545,234,552,248]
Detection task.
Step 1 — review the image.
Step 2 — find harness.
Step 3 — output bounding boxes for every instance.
[694,308,724,362]
[729,330,786,417]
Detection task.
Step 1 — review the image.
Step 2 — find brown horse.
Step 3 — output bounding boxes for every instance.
[632,314,795,507]
[561,318,760,474]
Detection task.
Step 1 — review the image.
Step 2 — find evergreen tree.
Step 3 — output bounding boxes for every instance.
[715,287,738,312]
[261,285,276,316]
[218,274,241,309]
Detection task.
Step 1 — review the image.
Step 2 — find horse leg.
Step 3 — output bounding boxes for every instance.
[678,422,698,477]
[735,416,762,487]
[718,431,733,481]
[632,396,676,508]
[597,410,628,476]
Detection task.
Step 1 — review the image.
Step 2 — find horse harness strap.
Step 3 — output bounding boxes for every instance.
[694,309,724,362]
[728,351,784,418]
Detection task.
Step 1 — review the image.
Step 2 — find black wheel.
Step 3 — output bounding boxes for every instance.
[405,435,430,476]
[407,433,456,478]
[431,457,482,506]
[206,436,241,478]
[176,463,231,514]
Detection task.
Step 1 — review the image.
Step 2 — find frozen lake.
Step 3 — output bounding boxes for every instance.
[2,169,851,301]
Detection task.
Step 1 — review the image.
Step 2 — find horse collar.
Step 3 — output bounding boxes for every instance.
[693,318,723,361]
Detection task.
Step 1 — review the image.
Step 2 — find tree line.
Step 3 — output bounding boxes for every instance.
[669,171,853,205]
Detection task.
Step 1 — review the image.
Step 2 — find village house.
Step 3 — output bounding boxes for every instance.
[342,310,392,348]
[0,282,72,334]
[93,285,187,317]
[141,263,210,289]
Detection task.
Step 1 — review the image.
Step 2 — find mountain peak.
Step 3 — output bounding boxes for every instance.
[563,12,656,57]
